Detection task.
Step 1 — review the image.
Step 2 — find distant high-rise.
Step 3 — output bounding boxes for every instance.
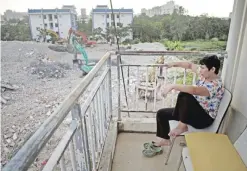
[3,10,27,21]
[81,8,87,18]
[141,1,178,17]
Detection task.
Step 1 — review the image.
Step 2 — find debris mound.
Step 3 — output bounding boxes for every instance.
[48,45,68,52]
[30,57,71,79]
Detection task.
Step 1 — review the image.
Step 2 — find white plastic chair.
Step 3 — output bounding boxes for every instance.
[165,88,232,165]
[181,128,247,171]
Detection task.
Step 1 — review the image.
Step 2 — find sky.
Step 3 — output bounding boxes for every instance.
[1,0,234,18]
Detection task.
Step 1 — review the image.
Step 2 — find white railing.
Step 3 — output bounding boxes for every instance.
[3,52,112,171]
[116,51,226,119]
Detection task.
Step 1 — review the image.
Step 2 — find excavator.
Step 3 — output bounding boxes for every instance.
[68,28,97,47]
[36,28,65,44]
[68,28,95,75]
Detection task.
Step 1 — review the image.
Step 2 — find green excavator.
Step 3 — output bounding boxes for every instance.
[68,28,95,75]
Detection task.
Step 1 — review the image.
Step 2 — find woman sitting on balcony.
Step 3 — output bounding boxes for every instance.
[146,55,224,149]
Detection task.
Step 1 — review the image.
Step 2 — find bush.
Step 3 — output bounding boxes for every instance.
[163,40,184,51]
[122,38,132,45]
[211,37,219,42]
[132,38,140,44]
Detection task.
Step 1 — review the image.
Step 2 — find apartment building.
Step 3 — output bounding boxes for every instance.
[28,6,77,40]
[91,5,134,40]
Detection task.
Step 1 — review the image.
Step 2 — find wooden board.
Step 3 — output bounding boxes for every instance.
[185,132,247,171]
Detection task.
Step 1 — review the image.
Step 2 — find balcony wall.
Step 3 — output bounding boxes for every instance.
[222,0,247,142]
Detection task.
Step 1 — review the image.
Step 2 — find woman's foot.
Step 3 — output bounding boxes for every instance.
[169,123,188,137]
[154,138,171,146]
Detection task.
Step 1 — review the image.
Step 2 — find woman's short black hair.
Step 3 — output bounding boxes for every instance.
[199,55,221,74]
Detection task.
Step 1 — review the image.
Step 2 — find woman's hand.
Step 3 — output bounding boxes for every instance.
[161,84,174,97]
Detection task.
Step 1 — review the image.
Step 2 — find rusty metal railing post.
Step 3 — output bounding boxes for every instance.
[71,104,90,171]
[107,55,113,118]
[117,54,121,121]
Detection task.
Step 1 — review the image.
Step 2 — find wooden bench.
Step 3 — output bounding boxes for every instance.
[181,129,247,171]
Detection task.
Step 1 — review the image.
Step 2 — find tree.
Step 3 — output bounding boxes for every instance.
[1,22,31,41]
[132,6,230,42]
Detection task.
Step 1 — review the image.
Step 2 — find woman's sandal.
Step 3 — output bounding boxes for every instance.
[142,145,163,157]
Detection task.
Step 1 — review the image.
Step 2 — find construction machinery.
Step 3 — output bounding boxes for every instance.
[68,29,95,75]
[68,28,97,47]
[36,28,65,44]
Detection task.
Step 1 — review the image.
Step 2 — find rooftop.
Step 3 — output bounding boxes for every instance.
[92,8,133,13]
[28,8,76,14]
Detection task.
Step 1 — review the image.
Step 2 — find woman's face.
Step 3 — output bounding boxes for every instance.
[199,65,215,78]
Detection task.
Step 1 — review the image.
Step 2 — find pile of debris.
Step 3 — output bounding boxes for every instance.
[1,82,19,104]
[48,45,68,52]
[30,56,71,79]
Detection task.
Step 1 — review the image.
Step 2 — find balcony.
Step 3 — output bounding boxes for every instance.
[3,49,246,171]
[2,0,247,169]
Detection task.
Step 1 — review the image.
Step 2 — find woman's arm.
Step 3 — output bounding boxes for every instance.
[172,84,210,96]
[162,84,210,97]
[167,62,199,74]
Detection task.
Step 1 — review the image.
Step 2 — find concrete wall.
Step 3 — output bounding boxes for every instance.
[29,14,44,40]
[57,14,73,38]
[221,0,247,142]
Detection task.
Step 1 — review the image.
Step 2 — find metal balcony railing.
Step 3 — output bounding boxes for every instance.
[3,52,112,171]
[116,51,226,119]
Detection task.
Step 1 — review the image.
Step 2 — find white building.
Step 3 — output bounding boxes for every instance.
[91,5,134,41]
[28,7,77,40]
[141,1,178,17]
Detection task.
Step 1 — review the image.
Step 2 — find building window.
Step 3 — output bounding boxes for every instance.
[107,14,109,18]
[43,15,46,19]
[50,23,53,28]
[111,22,115,26]
[48,14,52,21]
[55,23,58,27]
[111,14,114,20]
[44,23,47,28]
[117,23,123,27]
[54,15,58,19]
[116,14,119,18]
[59,15,62,18]
[107,22,109,27]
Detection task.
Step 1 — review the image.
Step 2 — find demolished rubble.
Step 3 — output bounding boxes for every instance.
[29,57,71,79]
